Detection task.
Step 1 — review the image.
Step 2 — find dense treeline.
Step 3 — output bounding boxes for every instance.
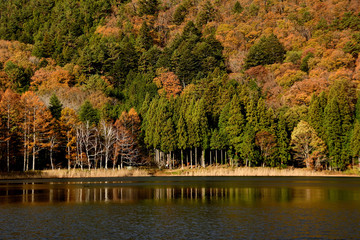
[0,0,360,171]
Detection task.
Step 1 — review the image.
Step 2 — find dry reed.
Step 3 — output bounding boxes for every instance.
[0,166,358,180]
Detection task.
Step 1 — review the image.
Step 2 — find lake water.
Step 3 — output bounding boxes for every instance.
[0,176,359,239]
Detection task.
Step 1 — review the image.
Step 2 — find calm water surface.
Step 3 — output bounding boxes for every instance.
[0,176,359,239]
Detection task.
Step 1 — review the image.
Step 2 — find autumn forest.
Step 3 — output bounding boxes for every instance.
[0,0,360,172]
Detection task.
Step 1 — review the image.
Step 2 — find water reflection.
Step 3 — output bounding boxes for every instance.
[0,178,359,204]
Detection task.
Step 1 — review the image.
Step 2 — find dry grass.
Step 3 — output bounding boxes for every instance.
[0,166,358,180]
[0,168,150,179]
[157,166,360,177]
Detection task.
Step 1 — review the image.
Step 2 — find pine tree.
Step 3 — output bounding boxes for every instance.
[350,120,360,167]
[173,5,187,26]
[276,116,291,168]
[136,22,153,52]
[226,95,245,155]
[244,34,286,69]
[79,100,100,125]
[138,0,159,16]
[308,94,324,137]
[324,97,343,170]
[177,110,188,168]
[49,93,63,120]
[233,1,243,13]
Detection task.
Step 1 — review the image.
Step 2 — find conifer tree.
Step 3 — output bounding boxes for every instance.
[177,111,188,168]
[49,93,63,120]
[233,1,243,13]
[226,95,245,155]
[308,94,324,137]
[324,97,343,170]
[136,22,153,52]
[276,116,291,167]
[244,34,286,69]
[350,120,360,167]
[79,100,100,125]
[138,0,159,16]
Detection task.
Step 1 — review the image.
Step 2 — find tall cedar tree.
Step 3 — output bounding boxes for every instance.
[49,94,63,120]
[244,34,286,69]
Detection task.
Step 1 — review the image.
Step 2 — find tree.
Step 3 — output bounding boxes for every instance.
[79,100,100,125]
[136,22,153,52]
[21,91,53,171]
[49,93,63,120]
[0,89,20,172]
[173,5,187,26]
[255,130,276,167]
[153,69,182,99]
[138,0,159,16]
[233,1,243,13]
[291,121,327,169]
[226,95,245,155]
[100,120,116,169]
[350,120,360,167]
[244,34,286,69]
[197,0,217,27]
[276,116,291,168]
[60,107,79,170]
[177,110,188,168]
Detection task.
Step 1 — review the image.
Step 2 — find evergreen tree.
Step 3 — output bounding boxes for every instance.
[79,100,100,125]
[276,116,291,167]
[350,120,360,166]
[49,94,63,120]
[308,94,324,137]
[177,110,188,167]
[233,1,243,13]
[244,34,286,69]
[226,95,245,155]
[324,97,343,170]
[136,22,153,52]
[173,5,187,26]
[240,124,258,167]
[197,0,217,26]
[138,0,159,16]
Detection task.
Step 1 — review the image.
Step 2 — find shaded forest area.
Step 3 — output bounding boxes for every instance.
[0,0,360,172]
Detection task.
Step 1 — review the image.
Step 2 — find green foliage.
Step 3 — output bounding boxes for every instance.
[300,52,314,73]
[244,34,286,69]
[173,5,187,26]
[285,51,302,65]
[233,1,243,14]
[138,0,159,16]
[197,1,217,27]
[49,94,63,120]
[344,33,360,59]
[136,22,153,52]
[4,61,31,92]
[79,100,100,125]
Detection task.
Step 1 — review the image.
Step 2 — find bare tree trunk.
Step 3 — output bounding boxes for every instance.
[50,147,54,170]
[195,147,198,167]
[215,150,218,166]
[181,149,184,169]
[201,149,205,168]
[190,148,193,168]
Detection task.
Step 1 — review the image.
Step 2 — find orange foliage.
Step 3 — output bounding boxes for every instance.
[31,66,74,93]
[153,68,182,98]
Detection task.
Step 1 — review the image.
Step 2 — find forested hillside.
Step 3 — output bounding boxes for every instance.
[0,0,360,172]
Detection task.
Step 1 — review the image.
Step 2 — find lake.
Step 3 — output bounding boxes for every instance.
[0,176,359,239]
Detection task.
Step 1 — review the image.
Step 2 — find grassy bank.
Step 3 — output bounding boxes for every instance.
[0,166,359,180]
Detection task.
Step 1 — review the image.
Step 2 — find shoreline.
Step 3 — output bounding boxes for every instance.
[0,166,359,180]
